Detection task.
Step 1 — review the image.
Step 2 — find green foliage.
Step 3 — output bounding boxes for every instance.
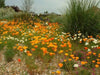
[4,49,16,62]
[61,61,74,72]
[14,12,32,21]
[47,14,64,24]
[0,8,17,20]
[0,0,5,8]
[23,54,38,72]
[75,69,91,75]
[0,43,5,51]
[0,8,29,20]
[4,40,17,62]
[63,0,100,36]
[0,39,5,51]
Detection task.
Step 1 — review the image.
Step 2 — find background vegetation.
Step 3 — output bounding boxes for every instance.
[62,0,100,36]
[0,0,5,8]
[0,0,100,75]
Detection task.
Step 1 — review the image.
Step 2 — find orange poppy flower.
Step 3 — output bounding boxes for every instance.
[18,59,21,62]
[56,70,61,74]
[84,47,88,50]
[58,63,63,67]
[95,64,99,68]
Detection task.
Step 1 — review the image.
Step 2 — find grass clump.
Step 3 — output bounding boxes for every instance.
[4,49,16,62]
[63,0,100,36]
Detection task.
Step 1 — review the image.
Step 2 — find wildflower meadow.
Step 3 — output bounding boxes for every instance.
[0,0,100,75]
[0,18,100,75]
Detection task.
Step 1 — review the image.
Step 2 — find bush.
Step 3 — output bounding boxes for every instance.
[0,8,30,20]
[14,12,32,21]
[0,7,16,20]
[63,0,100,36]
[0,0,5,8]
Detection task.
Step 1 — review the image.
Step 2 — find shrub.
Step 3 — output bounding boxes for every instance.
[0,7,26,20]
[0,0,5,8]
[6,6,21,12]
[14,12,32,21]
[63,0,100,36]
[0,7,16,20]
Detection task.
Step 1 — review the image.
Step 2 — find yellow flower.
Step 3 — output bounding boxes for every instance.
[58,50,63,54]
[65,53,68,56]
[27,53,32,56]
[66,50,68,52]
[23,46,28,50]
[68,58,72,61]
[49,52,55,56]
[58,63,63,67]
[64,59,67,62]
[41,47,48,55]
[48,43,54,47]
[67,41,72,48]
[87,56,90,59]
[81,61,87,65]
[78,31,80,33]
[34,45,38,48]
[95,64,99,68]
[56,70,61,74]
[17,46,22,50]
[96,59,100,61]
[53,49,57,52]
[20,49,23,52]
[70,54,74,57]
[31,48,35,51]
[88,51,92,55]
[51,72,55,74]
[83,38,87,42]
[29,33,32,36]
[97,62,100,64]
[69,49,72,51]
[98,55,100,58]
[92,60,95,63]
[13,46,16,49]
[75,57,79,60]
[93,52,96,55]
[0,42,2,44]
[72,56,75,59]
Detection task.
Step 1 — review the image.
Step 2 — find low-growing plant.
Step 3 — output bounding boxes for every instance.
[0,39,5,51]
[4,49,16,62]
[74,69,91,75]
[61,60,75,73]
[14,12,31,21]
[22,54,38,75]
[48,15,63,24]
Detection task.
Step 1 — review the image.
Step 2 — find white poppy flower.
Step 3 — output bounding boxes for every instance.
[73,64,79,67]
